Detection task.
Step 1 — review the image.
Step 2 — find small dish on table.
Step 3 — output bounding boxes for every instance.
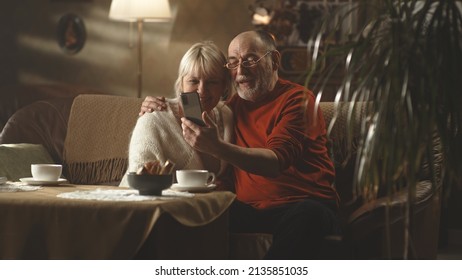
[170,183,217,193]
[19,178,68,186]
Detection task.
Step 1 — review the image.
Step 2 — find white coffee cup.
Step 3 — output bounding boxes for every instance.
[176,169,215,187]
[31,164,62,181]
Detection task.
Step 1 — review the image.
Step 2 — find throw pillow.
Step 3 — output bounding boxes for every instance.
[0,143,54,181]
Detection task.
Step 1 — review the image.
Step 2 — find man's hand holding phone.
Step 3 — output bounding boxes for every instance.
[181,112,221,156]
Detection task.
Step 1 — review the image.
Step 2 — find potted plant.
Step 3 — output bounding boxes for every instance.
[306,0,462,259]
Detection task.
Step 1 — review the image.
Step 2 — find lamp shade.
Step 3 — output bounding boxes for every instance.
[109,0,172,22]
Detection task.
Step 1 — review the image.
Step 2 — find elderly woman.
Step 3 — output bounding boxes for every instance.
[120,41,233,186]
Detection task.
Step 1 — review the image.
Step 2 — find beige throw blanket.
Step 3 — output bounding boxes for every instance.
[127,106,204,173]
[63,94,142,184]
[119,100,233,187]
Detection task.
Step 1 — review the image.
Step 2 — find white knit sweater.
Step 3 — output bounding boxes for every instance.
[119,99,233,187]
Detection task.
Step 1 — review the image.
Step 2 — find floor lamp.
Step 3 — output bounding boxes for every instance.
[109,0,172,98]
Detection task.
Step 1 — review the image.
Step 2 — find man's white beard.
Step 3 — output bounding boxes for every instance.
[235,78,258,101]
[235,67,272,102]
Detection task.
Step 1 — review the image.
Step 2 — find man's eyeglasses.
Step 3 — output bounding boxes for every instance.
[224,51,272,70]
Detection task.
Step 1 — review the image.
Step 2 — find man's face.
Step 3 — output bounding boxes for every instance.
[227,36,273,102]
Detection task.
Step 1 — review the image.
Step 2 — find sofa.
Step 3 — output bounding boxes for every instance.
[0,84,443,259]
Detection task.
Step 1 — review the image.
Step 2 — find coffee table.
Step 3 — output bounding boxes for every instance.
[0,184,235,259]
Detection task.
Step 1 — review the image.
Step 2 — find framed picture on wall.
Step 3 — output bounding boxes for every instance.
[56,13,86,55]
[51,0,92,54]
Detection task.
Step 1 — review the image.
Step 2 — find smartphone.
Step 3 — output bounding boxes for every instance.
[180,91,206,126]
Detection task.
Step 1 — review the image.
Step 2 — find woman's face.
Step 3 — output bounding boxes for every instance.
[181,72,225,112]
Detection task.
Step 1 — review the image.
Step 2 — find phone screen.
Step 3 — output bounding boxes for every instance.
[180,92,205,126]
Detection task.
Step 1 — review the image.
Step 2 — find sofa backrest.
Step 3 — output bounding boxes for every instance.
[0,85,108,162]
[0,84,104,132]
[320,101,444,223]
[0,98,75,163]
[319,102,369,216]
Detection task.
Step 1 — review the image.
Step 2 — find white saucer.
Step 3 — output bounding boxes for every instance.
[170,183,217,193]
[19,177,68,186]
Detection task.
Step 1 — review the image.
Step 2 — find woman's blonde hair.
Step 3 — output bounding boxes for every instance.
[174,41,231,100]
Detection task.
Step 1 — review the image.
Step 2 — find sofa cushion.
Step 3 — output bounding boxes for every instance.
[0,143,54,181]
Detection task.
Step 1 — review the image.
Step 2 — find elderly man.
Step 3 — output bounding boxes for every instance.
[141,30,340,259]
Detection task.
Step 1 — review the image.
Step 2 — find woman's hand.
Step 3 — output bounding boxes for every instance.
[139,96,168,116]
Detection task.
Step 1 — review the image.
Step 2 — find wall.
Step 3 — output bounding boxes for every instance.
[0,0,254,98]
